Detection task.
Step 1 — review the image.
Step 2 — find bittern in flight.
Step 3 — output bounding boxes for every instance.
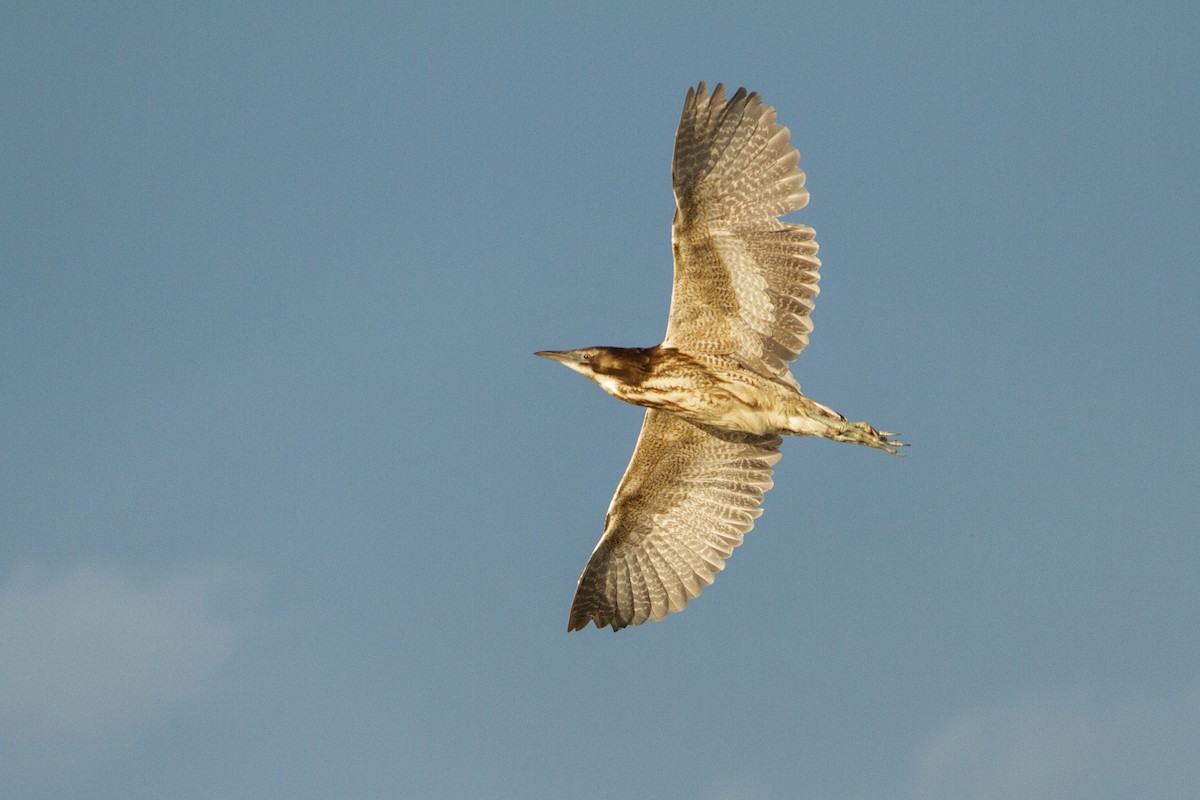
[538,83,904,632]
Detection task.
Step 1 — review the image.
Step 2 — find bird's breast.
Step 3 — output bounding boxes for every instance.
[594,357,799,436]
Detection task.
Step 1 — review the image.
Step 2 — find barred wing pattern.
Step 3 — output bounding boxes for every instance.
[568,409,782,631]
[666,83,821,385]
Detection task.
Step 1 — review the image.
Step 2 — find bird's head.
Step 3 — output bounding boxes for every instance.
[535,346,654,387]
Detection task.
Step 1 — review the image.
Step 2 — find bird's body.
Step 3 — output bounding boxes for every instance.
[538,83,904,632]
[538,345,898,447]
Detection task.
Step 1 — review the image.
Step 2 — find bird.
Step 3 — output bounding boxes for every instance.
[537,82,904,632]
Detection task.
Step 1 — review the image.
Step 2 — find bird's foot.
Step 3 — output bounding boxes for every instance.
[830,420,908,456]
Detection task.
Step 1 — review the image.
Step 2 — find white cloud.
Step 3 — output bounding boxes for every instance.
[912,683,1200,800]
[0,562,249,742]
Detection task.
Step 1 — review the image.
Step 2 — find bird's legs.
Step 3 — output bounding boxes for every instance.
[823,418,907,455]
[783,397,907,455]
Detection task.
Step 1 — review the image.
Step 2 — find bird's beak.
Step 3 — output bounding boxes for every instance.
[534,350,581,365]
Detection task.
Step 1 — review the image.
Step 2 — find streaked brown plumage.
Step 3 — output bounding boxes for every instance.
[538,83,904,632]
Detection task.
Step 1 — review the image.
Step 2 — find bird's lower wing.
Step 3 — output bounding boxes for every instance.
[568,409,782,632]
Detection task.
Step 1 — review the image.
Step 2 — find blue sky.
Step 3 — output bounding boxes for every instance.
[3,3,1198,798]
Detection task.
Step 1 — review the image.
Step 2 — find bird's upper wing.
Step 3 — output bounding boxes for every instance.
[568,409,782,632]
[666,82,821,385]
